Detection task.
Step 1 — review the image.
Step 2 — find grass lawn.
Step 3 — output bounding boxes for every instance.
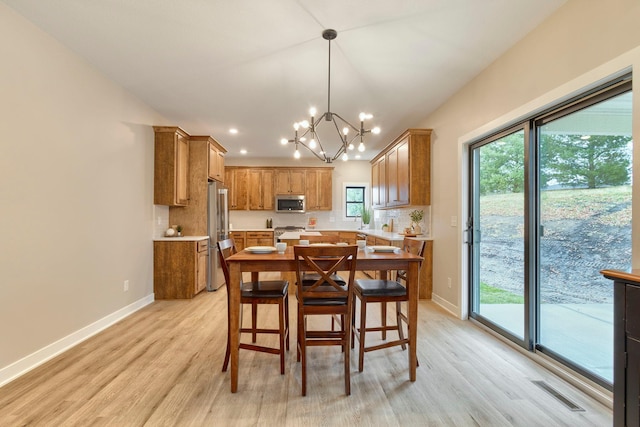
[480,282,524,304]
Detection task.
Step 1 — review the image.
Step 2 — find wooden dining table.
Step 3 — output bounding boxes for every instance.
[225,245,423,392]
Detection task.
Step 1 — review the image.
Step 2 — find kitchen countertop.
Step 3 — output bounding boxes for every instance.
[154,236,209,241]
[278,231,321,240]
[230,228,431,242]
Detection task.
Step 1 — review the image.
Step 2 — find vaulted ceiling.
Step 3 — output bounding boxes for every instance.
[2,0,566,159]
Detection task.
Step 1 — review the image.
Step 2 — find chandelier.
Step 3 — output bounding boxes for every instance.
[280,29,380,163]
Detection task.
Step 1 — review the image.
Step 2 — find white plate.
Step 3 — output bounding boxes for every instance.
[309,243,334,246]
[245,246,277,254]
[370,245,397,253]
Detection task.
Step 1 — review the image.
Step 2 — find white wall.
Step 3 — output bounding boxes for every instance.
[419,0,640,316]
[0,4,166,383]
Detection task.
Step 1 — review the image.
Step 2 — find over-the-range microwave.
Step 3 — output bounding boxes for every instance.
[275,194,305,213]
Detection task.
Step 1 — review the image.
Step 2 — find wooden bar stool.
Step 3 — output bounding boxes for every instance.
[218,239,290,374]
[294,245,358,396]
[351,238,425,372]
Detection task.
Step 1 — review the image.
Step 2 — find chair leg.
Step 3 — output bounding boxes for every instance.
[252,302,258,343]
[358,298,367,372]
[381,301,387,340]
[344,313,351,396]
[284,294,290,351]
[222,327,231,372]
[298,312,307,396]
[278,299,285,375]
[351,294,357,349]
[396,301,407,351]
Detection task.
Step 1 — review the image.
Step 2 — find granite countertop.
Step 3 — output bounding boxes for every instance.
[154,236,209,241]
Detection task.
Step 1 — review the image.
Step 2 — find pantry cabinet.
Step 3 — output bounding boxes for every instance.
[154,126,190,206]
[248,169,275,210]
[225,168,249,210]
[305,168,333,210]
[154,238,208,299]
[371,129,431,209]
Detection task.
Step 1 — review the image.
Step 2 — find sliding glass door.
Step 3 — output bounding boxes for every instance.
[536,89,632,382]
[469,79,632,386]
[469,127,528,344]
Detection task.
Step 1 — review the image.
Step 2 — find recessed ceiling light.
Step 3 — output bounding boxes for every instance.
[229,128,238,134]
[355,155,361,159]
[240,149,247,155]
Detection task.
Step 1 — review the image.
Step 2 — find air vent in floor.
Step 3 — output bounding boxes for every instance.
[531,380,585,412]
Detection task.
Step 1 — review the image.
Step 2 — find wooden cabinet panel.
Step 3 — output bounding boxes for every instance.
[226,168,248,210]
[246,231,274,247]
[154,239,207,299]
[371,157,386,208]
[154,126,190,206]
[229,231,246,251]
[205,140,225,183]
[370,129,431,209]
[306,168,332,211]
[249,169,275,210]
[275,169,306,194]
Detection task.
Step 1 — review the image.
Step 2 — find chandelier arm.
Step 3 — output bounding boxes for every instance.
[328,114,350,148]
[299,140,328,162]
[330,143,346,162]
[330,112,360,135]
[311,131,328,158]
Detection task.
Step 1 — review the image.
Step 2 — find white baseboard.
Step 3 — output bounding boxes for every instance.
[431,292,461,318]
[0,294,155,388]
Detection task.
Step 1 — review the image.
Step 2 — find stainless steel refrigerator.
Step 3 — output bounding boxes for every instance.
[207,182,229,291]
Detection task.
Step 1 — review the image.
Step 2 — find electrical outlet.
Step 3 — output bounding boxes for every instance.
[450,216,457,227]
[447,277,452,288]
[329,216,335,222]
[157,216,161,225]
[124,280,129,292]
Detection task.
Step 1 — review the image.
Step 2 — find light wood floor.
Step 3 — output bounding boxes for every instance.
[0,274,612,426]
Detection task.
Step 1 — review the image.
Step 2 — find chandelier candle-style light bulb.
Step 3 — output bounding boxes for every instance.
[278,29,380,163]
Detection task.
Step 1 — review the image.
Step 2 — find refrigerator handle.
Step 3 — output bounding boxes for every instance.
[219,188,229,239]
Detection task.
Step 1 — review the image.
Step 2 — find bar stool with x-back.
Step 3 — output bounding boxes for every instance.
[352,238,425,372]
[218,239,290,375]
[294,244,358,396]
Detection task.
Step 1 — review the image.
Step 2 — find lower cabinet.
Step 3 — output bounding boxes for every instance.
[154,238,208,299]
[229,231,246,251]
[246,231,274,247]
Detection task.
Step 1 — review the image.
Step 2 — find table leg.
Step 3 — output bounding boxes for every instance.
[229,263,241,392]
[407,262,419,381]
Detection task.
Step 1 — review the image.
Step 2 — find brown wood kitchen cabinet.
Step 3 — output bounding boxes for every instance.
[275,169,306,194]
[189,135,225,183]
[245,231,274,247]
[225,168,249,210]
[371,129,431,208]
[371,156,386,208]
[229,231,246,251]
[306,168,333,210]
[154,238,208,299]
[154,126,190,206]
[248,169,275,210]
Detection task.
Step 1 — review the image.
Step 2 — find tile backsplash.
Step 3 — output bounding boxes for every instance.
[229,205,431,237]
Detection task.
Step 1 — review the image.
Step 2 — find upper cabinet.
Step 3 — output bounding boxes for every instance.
[275,169,306,194]
[154,126,190,206]
[248,169,275,210]
[371,156,386,208]
[306,168,333,211]
[226,167,333,211]
[371,129,431,209]
[225,168,249,210]
[190,135,227,183]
